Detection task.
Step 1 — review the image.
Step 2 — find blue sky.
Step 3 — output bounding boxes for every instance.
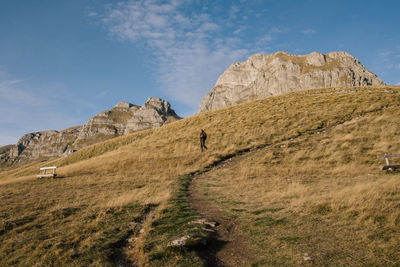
[1,0,400,145]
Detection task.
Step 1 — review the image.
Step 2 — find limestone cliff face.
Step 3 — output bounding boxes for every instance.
[7,126,82,163]
[75,97,179,142]
[1,97,180,163]
[199,51,384,112]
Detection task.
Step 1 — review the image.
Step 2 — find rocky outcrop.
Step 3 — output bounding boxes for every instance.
[199,51,385,112]
[0,145,13,163]
[7,126,82,163]
[1,97,180,164]
[75,97,179,143]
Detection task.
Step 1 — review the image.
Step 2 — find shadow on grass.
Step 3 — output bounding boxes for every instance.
[195,233,228,267]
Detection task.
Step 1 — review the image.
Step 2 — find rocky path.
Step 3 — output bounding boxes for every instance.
[187,156,257,267]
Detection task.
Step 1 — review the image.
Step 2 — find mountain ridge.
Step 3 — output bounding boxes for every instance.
[0,97,181,164]
[199,51,385,112]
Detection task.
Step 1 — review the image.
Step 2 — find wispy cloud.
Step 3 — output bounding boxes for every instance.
[100,1,261,113]
[233,26,246,35]
[88,12,98,17]
[375,48,400,84]
[98,1,290,113]
[377,49,400,71]
[96,90,108,98]
[302,29,316,35]
[269,26,284,33]
[0,70,87,145]
[253,26,286,51]
[378,51,392,57]
[0,79,46,107]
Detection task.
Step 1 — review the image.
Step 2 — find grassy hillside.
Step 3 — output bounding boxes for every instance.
[196,111,400,265]
[0,86,399,266]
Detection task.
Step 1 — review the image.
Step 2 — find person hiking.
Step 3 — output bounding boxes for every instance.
[200,129,208,152]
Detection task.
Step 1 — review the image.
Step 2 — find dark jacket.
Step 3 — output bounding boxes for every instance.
[200,130,207,140]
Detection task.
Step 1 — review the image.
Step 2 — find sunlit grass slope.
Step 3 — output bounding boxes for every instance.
[0,86,399,266]
[197,111,400,265]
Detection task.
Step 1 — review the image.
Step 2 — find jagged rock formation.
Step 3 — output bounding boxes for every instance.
[1,97,180,164]
[75,97,179,144]
[6,126,83,163]
[199,51,385,112]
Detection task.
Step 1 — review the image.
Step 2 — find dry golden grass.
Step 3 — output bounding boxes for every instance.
[196,106,400,265]
[0,86,399,266]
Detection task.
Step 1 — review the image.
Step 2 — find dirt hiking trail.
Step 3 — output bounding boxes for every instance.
[186,113,370,266]
[188,155,258,267]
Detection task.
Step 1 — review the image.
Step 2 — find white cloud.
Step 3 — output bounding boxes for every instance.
[99,1,290,113]
[229,5,240,19]
[269,26,284,33]
[302,29,316,35]
[378,49,400,71]
[88,12,98,17]
[378,51,392,57]
[0,71,87,146]
[0,79,47,107]
[374,47,400,84]
[100,0,253,113]
[259,34,273,43]
[233,26,246,35]
[96,90,108,98]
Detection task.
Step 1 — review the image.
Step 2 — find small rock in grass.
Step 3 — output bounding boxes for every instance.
[169,235,190,247]
[303,253,312,261]
[189,219,207,225]
[205,221,218,228]
[189,219,218,228]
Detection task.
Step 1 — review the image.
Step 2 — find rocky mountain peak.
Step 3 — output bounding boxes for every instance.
[199,51,384,112]
[114,101,136,109]
[1,97,181,164]
[143,97,174,115]
[306,51,327,66]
